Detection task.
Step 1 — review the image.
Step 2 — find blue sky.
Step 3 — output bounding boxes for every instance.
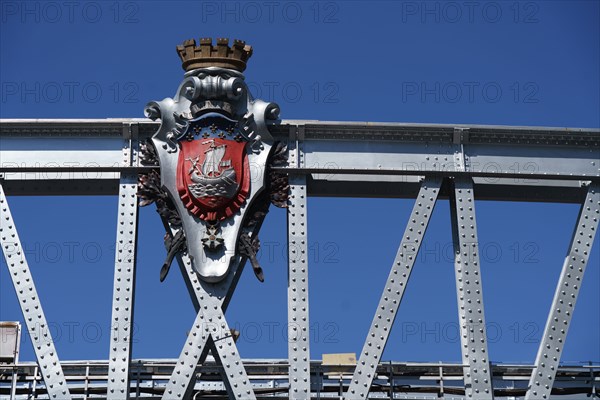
[1,1,599,365]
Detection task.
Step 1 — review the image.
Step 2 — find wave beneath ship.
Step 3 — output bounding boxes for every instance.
[189,167,239,198]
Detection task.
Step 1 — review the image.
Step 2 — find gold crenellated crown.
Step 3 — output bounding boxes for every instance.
[176,37,253,72]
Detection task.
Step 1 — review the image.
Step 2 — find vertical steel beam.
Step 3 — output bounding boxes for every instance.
[107,173,139,399]
[0,183,72,399]
[288,123,311,399]
[450,177,494,399]
[287,173,311,399]
[345,177,442,399]
[525,183,600,400]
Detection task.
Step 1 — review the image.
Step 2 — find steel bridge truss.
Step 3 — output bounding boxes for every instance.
[0,119,599,399]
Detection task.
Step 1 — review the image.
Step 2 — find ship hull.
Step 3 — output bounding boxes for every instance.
[189,167,239,198]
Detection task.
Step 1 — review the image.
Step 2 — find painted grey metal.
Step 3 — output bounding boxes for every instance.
[3,118,598,140]
[1,119,598,182]
[199,290,254,399]
[162,296,211,399]
[107,173,139,399]
[0,183,72,399]
[0,118,599,399]
[450,177,494,399]
[163,250,256,400]
[287,173,311,399]
[1,120,597,206]
[525,182,600,400]
[174,224,244,314]
[4,359,598,399]
[346,176,442,399]
[0,119,147,183]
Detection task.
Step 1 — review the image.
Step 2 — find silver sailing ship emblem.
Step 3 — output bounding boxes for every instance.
[187,140,239,199]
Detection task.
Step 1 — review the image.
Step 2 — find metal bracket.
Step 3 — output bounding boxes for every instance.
[453,128,468,173]
[453,127,470,144]
[122,122,139,167]
[288,125,304,169]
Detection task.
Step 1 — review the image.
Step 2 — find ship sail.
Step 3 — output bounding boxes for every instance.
[187,139,240,200]
[202,141,226,177]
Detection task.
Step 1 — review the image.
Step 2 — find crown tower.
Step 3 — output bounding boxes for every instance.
[176,37,253,72]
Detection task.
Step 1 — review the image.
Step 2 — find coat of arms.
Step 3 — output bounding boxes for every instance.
[137,38,288,283]
[176,116,250,220]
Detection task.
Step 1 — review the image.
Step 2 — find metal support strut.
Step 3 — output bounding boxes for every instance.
[346,176,442,399]
[287,173,311,399]
[162,251,256,400]
[525,182,600,400]
[107,173,139,399]
[450,177,494,399]
[0,183,72,399]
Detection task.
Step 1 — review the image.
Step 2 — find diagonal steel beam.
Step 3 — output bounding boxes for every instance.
[0,183,72,399]
[345,176,442,399]
[288,173,311,399]
[107,173,139,399]
[163,301,212,399]
[170,223,246,315]
[172,242,246,397]
[199,298,252,399]
[525,182,600,400]
[155,192,257,398]
[162,251,255,400]
[450,177,494,399]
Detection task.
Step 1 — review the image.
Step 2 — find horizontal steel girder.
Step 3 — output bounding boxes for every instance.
[0,119,598,200]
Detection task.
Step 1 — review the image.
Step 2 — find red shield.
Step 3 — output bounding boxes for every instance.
[177,138,250,221]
